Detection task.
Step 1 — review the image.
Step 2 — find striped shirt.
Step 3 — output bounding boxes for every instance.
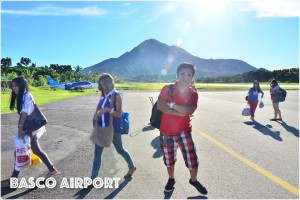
[97,88,122,132]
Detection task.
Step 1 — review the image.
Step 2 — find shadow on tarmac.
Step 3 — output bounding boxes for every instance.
[276,121,299,137]
[103,178,132,199]
[163,189,174,199]
[187,195,208,199]
[151,136,162,158]
[244,121,282,141]
[73,185,93,199]
[2,186,38,199]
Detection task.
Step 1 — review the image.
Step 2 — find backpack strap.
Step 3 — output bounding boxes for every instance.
[168,84,174,98]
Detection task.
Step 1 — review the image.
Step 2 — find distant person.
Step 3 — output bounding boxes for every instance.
[90,73,136,181]
[247,80,264,121]
[157,63,207,194]
[270,79,282,121]
[1,77,60,188]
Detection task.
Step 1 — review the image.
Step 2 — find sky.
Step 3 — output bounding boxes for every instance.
[1,0,299,71]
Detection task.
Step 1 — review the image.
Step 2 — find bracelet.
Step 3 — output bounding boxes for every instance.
[170,102,176,109]
[110,108,114,114]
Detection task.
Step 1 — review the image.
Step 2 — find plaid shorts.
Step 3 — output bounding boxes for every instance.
[159,131,199,170]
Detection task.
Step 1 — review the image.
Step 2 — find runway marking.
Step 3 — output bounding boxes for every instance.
[194,128,299,196]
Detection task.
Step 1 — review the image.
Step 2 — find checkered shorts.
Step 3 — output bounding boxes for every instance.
[159,131,199,170]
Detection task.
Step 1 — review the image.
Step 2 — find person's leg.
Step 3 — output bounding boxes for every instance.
[272,103,278,119]
[112,131,136,178]
[249,99,258,119]
[274,103,282,119]
[175,132,199,180]
[112,132,135,170]
[91,144,104,180]
[30,137,57,174]
[160,133,177,192]
[11,151,20,178]
[175,131,207,194]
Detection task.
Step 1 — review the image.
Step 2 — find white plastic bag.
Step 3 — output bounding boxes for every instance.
[242,104,251,116]
[14,135,31,171]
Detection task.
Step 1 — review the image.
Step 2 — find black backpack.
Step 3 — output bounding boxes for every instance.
[277,88,287,102]
[150,84,174,129]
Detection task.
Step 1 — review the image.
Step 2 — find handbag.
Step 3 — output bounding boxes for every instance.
[22,104,48,133]
[90,92,115,147]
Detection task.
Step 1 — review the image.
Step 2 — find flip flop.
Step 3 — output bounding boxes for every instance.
[45,170,61,180]
[124,166,136,179]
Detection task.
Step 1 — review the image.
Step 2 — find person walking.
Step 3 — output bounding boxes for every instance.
[157,63,207,194]
[90,73,136,181]
[1,77,60,188]
[247,80,264,121]
[270,79,282,121]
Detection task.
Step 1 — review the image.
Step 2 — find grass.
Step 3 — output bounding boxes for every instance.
[1,86,99,114]
[1,83,298,114]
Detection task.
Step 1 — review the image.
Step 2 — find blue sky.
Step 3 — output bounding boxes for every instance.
[1,0,299,71]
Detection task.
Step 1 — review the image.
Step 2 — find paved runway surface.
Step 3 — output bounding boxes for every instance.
[1,90,299,199]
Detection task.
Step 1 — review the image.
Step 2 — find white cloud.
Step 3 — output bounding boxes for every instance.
[2,5,108,16]
[121,9,139,15]
[248,0,299,18]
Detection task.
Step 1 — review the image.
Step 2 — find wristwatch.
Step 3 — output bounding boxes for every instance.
[169,102,176,109]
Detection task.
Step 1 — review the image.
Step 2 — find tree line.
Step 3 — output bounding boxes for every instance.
[1,57,299,88]
[197,68,299,83]
[1,57,102,88]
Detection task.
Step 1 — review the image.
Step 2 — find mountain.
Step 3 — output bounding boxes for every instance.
[83,39,257,79]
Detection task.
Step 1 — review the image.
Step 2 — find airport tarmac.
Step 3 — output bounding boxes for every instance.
[1,90,299,199]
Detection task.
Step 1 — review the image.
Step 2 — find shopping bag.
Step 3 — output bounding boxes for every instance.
[27,149,42,168]
[242,104,251,116]
[259,101,264,108]
[14,135,31,171]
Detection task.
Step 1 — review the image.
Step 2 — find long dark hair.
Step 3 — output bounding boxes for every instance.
[98,73,115,96]
[252,80,261,92]
[270,79,278,88]
[10,77,30,114]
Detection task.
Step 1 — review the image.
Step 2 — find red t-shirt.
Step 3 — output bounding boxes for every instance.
[158,82,198,135]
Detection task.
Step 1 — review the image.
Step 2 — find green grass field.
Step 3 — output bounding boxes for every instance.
[1,87,99,114]
[1,83,298,114]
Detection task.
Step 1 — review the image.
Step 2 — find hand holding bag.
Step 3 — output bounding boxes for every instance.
[90,93,115,147]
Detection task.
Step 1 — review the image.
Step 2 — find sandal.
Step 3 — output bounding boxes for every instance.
[45,170,61,179]
[124,166,136,179]
[270,118,277,121]
[277,118,283,121]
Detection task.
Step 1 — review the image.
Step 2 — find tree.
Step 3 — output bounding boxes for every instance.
[1,57,12,75]
[74,65,83,73]
[17,57,31,67]
[1,57,12,67]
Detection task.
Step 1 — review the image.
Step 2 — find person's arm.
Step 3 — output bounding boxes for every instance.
[110,94,122,118]
[260,89,264,98]
[96,107,110,117]
[157,99,185,116]
[247,91,250,103]
[18,113,27,138]
[172,104,197,116]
